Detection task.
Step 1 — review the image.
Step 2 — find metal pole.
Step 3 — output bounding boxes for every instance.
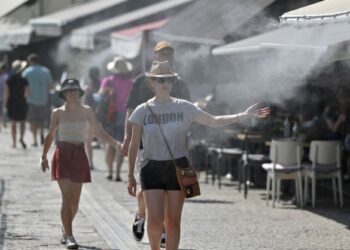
[141,31,148,73]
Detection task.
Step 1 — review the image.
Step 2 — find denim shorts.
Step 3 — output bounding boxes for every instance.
[140,157,189,191]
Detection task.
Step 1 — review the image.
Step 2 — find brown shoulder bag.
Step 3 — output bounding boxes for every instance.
[146,102,201,198]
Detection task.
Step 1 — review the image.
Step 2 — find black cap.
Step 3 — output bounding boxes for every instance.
[58,78,85,99]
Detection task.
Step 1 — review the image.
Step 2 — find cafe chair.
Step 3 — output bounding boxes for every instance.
[262,140,303,208]
[237,130,270,198]
[304,140,343,208]
[205,147,243,188]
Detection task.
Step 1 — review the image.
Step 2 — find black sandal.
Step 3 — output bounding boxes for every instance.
[20,139,27,149]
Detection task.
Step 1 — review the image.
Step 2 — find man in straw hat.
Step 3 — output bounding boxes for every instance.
[122,41,191,246]
[98,56,133,182]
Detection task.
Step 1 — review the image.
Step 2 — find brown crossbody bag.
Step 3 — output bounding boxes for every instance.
[146,102,201,198]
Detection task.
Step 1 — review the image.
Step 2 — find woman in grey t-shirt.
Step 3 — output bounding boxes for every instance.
[127,61,269,250]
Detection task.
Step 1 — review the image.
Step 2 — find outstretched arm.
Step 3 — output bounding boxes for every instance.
[41,110,59,172]
[195,103,270,128]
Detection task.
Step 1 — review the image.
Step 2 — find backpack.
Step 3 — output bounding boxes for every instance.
[96,86,117,124]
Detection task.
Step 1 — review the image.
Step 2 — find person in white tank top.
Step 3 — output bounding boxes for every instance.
[40,78,121,249]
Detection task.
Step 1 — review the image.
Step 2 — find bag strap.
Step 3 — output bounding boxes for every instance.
[146,101,177,167]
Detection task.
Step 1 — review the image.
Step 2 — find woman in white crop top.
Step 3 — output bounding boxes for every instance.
[128,61,270,250]
[40,78,120,249]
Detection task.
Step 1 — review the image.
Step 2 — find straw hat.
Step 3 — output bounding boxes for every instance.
[58,78,85,99]
[154,41,174,52]
[145,61,178,78]
[12,60,27,73]
[106,57,133,74]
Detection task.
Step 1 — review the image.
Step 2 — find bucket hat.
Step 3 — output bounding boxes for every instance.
[58,78,85,99]
[12,60,27,74]
[145,61,178,78]
[106,57,133,74]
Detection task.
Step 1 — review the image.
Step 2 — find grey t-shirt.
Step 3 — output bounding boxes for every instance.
[129,98,201,168]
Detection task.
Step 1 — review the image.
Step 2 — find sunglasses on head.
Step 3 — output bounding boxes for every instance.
[152,77,178,84]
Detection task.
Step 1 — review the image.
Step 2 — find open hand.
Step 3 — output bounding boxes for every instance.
[245,103,270,118]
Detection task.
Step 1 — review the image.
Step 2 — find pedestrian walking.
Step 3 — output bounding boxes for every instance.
[122,41,191,246]
[84,66,101,170]
[98,57,133,181]
[0,61,9,131]
[22,53,53,146]
[3,60,29,149]
[40,78,121,249]
[127,61,270,250]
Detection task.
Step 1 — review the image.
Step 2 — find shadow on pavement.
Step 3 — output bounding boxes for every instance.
[78,246,104,250]
[303,205,350,230]
[0,179,6,250]
[185,199,233,204]
[258,184,350,229]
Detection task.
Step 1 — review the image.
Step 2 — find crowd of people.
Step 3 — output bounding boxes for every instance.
[1,38,350,250]
[1,53,52,148]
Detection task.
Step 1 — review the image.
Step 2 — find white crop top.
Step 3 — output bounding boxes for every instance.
[57,122,87,143]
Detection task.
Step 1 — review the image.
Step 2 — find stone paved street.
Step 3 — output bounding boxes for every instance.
[1,127,350,250]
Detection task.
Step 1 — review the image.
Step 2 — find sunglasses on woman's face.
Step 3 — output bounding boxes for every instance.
[152,77,178,84]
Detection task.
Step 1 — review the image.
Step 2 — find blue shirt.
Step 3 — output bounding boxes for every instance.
[22,65,53,106]
[0,73,8,102]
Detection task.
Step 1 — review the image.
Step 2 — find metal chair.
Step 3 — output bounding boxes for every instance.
[205,147,243,188]
[237,131,269,198]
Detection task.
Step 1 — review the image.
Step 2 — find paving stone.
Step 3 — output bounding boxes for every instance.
[1,127,350,250]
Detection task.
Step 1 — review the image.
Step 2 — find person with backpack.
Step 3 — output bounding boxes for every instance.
[98,57,133,181]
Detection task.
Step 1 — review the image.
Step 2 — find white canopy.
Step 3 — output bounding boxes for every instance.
[30,0,128,36]
[212,20,350,62]
[281,0,350,23]
[110,19,168,58]
[70,0,192,50]
[0,0,29,18]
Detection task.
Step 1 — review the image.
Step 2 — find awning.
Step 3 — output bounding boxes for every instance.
[152,0,276,46]
[70,0,192,50]
[281,0,350,23]
[6,25,32,46]
[110,19,168,58]
[0,0,29,18]
[0,21,32,51]
[212,21,350,62]
[29,0,128,37]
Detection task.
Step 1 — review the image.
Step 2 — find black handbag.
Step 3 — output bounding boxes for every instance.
[146,102,201,198]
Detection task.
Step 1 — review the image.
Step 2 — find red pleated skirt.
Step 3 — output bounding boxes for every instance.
[51,142,91,183]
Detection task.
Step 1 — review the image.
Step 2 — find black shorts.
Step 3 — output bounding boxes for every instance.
[140,157,189,191]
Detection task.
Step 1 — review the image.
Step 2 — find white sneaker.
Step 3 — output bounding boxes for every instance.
[66,236,78,249]
[61,227,67,244]
[160,232,166,248]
